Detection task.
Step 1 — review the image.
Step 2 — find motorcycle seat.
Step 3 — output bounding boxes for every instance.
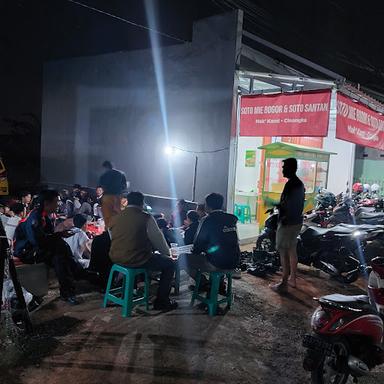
[302,225,355,239]
[339,223,383,231]
[320,294,376,313]
[358,212,384,220]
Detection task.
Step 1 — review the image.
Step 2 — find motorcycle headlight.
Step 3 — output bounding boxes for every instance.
[311,308,330,330]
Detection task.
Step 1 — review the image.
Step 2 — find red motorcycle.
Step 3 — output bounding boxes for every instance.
[303,257,384,383]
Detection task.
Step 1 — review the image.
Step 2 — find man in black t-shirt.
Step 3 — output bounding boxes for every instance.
[270,158,305,293]
[99,160,127,228]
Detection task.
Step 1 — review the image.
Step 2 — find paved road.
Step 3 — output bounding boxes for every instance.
[1,268,383,384]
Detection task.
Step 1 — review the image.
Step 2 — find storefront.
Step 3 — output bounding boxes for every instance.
[230,74,384,241]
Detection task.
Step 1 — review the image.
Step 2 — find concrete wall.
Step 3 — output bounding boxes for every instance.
[41,12,241,203]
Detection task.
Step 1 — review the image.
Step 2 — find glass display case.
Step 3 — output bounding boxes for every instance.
[256,142,336,227]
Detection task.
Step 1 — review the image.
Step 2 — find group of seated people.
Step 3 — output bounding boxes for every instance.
[2,182,240,312]
[108,192,240,311]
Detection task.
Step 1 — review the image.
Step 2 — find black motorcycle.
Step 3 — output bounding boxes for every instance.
[329,202,384,226]
[255,211,278,252]
[297,224,371,284]
[256,212,381,283]
[256,206,332,251]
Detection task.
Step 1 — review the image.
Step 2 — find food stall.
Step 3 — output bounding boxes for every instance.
[257,142,336,226]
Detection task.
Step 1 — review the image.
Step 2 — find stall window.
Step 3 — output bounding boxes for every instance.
[264,158,285,193]
[264,158,316,194]
[316,161,328,191]
[297,159,316,193]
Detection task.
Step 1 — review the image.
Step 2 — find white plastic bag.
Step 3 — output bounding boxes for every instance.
[1,278,33,311]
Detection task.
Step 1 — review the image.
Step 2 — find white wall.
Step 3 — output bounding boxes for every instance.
[235,136,263,192]
[323,90,355,195]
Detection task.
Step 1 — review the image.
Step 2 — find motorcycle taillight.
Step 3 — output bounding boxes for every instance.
[369,287,384,306]
[311,308,331,330]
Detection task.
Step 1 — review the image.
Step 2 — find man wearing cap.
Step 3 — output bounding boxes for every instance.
[270,158,305,293]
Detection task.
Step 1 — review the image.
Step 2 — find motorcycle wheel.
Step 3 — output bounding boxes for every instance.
[336,253,360,284]
[256,235,275,252]
[311,340,350,384]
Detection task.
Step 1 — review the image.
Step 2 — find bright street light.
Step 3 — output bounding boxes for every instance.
[164,146,181,156]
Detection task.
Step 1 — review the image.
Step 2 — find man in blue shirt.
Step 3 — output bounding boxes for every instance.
[14,190,79,305]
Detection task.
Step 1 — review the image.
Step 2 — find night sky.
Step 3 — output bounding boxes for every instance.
[1,0,384,192]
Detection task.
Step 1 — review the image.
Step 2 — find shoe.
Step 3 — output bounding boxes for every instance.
[153,299,178,312]
[269,281,288,293]
[60,295,80,305]
[232,268,242,279]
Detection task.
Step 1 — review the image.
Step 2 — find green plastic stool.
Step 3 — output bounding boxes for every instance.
[234,204,252,224]
[103,264,150,317]
[190,270,233,316]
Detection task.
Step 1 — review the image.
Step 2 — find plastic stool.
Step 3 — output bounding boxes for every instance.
[103,264,149,317]
[190,270,233,316]
[234,204,252,224]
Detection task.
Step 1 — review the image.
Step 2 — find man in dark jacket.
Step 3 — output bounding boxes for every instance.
[99,160,128,228]
[14,190,79,304]
[181,193,240,284]
[184,210,200,245]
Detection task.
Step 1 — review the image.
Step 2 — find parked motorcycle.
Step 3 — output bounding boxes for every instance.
[328,199,384,226]
[303,257,384,383]
[256,206,332,251]
[255,210,278,252]
[297,224,369,284]
[256,210,382,283]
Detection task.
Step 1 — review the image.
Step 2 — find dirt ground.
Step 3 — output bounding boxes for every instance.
[1,260,384,384]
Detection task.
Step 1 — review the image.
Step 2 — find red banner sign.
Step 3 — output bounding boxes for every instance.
[336,93,384,150]
[240,90,331,137]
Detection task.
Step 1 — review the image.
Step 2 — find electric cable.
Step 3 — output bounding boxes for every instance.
[64,0,187,43]
[172,145,229,154]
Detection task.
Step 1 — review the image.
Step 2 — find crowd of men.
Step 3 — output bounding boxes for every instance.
[1,160,241,311]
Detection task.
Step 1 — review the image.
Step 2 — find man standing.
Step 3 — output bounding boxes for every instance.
[109,191,177,311]
[14,190,79,304]
[270,158,305,293]
[99,161,127,228]
[181,193,240,288]
[21,191,32,217]
[93,186,104,220]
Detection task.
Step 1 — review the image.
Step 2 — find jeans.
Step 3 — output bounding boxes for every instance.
[36,238,77,298]
[141,253,176,303]
[178,253,218,280]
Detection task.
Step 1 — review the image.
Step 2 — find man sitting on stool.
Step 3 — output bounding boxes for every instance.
[109,191,177,311]
[14,190,79,305]
[181,193,240,290]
